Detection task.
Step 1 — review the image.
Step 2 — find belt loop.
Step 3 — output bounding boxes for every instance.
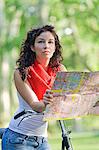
[42,137,45,143]
[36,136,38,141]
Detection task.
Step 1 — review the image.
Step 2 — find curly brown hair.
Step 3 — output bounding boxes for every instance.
[16,25,63,80]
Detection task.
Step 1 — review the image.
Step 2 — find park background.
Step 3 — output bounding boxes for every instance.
[0,0,99,149]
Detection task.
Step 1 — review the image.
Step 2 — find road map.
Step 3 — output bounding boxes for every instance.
[44,72,99,121]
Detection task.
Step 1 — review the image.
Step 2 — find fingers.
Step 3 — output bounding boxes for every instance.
[43,90,53,106]
[44,93,53,99]
[46,89,53,95]
[43,97,52,106]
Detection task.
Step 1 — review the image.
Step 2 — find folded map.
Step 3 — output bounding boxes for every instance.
[44,72,99,121]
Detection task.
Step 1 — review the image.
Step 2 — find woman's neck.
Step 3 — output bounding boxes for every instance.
[36,58,49,71]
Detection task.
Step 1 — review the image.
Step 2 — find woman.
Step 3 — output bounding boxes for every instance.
[2,25,66,150]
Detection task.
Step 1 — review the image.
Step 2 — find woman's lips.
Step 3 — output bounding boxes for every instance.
[43,50,50,54]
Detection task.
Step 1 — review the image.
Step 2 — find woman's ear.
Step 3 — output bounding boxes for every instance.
[31,46,35,52]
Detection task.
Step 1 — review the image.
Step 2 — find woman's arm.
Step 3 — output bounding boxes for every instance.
[14,70,46,112]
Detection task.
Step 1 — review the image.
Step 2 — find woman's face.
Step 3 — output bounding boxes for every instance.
[33,31,55,61]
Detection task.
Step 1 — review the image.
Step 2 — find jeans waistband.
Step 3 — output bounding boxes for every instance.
[8,128,46,143]
[24,135,45,143]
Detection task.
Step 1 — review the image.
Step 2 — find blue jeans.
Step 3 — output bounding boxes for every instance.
[2,128,50,150]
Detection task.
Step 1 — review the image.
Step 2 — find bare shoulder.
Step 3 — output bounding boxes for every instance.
[14,69,20,76]
[14,69,25,87]
[59,64,67,72]
[14,69,22,81]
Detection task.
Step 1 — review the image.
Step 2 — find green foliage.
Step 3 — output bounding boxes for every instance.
[2,0,98,71]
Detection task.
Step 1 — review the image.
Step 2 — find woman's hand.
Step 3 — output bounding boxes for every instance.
[43,90,53,107]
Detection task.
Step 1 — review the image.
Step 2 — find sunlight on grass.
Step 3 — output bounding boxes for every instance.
[48,132,99,150]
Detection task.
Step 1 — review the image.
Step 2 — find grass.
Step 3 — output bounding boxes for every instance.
[48,131,99,150]
[0,132,99,150]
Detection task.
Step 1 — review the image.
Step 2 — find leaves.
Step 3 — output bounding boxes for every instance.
[0,0,99,128]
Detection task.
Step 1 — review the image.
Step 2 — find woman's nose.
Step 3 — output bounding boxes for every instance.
[44,42,49,49]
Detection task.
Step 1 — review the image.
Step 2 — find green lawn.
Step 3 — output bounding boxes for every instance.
[48,132,99,150]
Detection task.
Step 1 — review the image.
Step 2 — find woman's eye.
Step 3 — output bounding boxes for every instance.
[49,41,54,44]
[37,40,54,44]
[38,41,44,43]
